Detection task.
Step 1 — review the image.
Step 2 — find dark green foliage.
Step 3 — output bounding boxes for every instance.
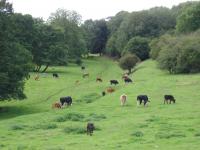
[77,93,101,103]
[157,31,200,73]
[31,123,57,130]
[124,36,150,60]
[119,53,140,74]
[54,113,85,122]
[75,57,82,66]
[86,113,106,121]
[176,2,200,33]
[0,1,32,100]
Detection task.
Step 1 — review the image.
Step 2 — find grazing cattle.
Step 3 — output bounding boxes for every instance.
[110,80,119,85]
[87,123,95,136]
[124,78,132,83]
[164,95,176,104]
[34,74,39,81]
[81,66,85,70]
[53,73,59,78]
[102,91,106,96]
[137,95,150,106]
[120,94,127,106]
[107,87,115,93]
[96,77,103,82]
[60,96,72,106]
[52,102,61,109]
[83,73,89,78]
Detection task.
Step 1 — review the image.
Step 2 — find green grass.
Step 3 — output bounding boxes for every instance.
[0,57,200,150]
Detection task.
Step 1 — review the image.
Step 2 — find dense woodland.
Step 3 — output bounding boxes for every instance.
[0,0,200,100]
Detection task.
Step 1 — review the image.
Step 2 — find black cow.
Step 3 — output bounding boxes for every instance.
[102,91,106,96]
[124,78,132,83]
[110,80,119,85]
[164,95,176,104]
[60,96,72,106]
[87,123,95,136]
[137,95,150,106]
[53,73,59,78]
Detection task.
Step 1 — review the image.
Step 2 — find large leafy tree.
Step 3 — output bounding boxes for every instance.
[176,2,200,33]
[0,0,32,100]
[48,9,87,58]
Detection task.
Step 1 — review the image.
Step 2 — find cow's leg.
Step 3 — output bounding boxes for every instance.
[164,99,166,104]
[137,100,139,106]
[169,100,171,104]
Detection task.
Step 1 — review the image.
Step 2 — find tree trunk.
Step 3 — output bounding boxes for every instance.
[42,64,49,73]
[128,69,131,75]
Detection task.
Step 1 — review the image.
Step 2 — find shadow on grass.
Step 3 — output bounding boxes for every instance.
[0,106,43,121]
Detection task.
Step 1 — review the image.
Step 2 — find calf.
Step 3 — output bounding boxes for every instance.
[83,73,89,78]
[110,80,119,85]
[52,102,61,109]
[53,73,59,78]
[164,95,176,104]
[107,87,115,93]
[96,77,103,82]
[120,94,127,106]
[137,95,150,106]
[124,78,132,83]
[60,96,72,106]
[87,123,95,136]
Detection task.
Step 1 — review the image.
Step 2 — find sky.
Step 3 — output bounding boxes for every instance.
[9,0,194,21]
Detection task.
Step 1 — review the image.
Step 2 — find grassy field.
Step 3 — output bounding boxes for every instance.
[0,57,200,150]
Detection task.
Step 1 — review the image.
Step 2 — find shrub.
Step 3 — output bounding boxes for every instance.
[63,126,85,134]
[75,57,82,66]
[157,31,200,73]
[131,131,144,137]
[119,53,140,74]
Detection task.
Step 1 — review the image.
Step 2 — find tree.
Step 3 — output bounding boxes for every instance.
[176,2,200,33]
[123,36,150,60]
[119,53,140,74]
[48,9,87,58]
[0,0,32,100]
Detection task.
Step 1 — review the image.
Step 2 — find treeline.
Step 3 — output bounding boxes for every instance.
[82,1,200,73]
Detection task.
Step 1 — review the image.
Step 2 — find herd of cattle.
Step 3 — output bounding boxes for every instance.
[49,66,177,136]
[33,66,176,136]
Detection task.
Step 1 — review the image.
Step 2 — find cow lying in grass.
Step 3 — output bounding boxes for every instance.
[87,123,95,136]
[120,94,127,106]
[137,95,150,106]
[52,102,61,109]
[107,87,115,93]
[164,95,176,104]
[124,78,132,83]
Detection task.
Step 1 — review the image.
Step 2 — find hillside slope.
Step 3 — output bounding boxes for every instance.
[0,57,200,150]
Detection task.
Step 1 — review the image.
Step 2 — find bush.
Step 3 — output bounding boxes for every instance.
[157,31,200,73]
[54,113,85,122]
[75,57,82,66]
[131,131,144,137]
[119,53,140,74]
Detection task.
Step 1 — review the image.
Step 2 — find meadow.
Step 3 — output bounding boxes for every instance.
[0,57,200,150]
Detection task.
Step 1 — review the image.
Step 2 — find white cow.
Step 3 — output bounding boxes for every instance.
[120,94,127,106]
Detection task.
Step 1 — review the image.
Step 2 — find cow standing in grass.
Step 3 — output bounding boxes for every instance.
[110,80,119,85]
[87,123,95,136]
[164,95,176,104]
[137,95,150,106]
[60,96,72,107]
[120,94,127,106]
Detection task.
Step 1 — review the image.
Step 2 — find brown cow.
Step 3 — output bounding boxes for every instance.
[52,102,61,109]
[107,87,115,93]
[120,94,127,106]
